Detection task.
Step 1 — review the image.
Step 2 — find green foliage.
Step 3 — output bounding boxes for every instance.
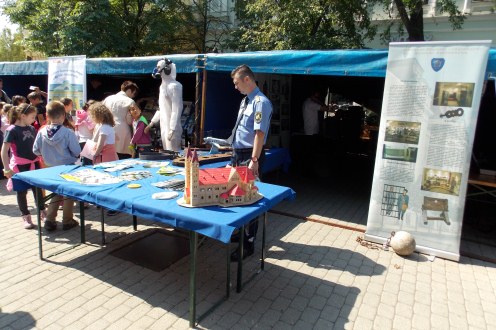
[2,0,191,57]
[379,0,465,43]
[0,28,27,61]
[229,0,378,51]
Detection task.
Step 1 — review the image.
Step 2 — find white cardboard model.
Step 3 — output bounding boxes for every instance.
[177,147,263,208]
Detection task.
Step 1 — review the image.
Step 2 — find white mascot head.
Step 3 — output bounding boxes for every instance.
[152,58,177,80]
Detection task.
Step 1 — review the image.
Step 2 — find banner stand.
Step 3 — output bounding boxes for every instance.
[365,41,491,262]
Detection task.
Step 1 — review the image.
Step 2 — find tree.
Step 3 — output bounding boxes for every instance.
[177,0,235,53]
[378,0,465,43]
[230,0,467,51]
[2,0,189,57]
[229,0,378,51]
[0,28,27,61]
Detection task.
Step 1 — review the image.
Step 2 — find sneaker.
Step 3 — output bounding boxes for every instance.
[40,210,47,223]
[62,219,79,231]
[106,210,119,216]
[22,215,34,230]
[44,220,57,232]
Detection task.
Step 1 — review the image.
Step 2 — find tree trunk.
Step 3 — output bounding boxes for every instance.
[393,0,425,42]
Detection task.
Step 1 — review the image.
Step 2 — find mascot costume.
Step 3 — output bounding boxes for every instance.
[150,58,183,151]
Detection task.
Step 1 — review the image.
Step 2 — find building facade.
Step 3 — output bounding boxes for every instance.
[367,0,496,48]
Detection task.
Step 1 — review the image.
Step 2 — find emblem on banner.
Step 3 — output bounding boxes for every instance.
[431,58,445,72]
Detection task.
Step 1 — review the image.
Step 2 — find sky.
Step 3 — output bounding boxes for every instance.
[0,1,17,32]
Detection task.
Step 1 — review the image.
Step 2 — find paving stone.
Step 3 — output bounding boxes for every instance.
[1,188,496,330]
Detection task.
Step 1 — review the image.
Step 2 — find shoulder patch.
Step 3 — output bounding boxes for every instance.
[255,111,262,124]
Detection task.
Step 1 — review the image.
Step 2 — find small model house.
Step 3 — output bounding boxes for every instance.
[178,147,263,207]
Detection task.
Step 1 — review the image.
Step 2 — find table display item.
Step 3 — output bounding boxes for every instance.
[177,147,263,208]
[157,166,182,176]
[139,151,178,160]
[60,168,123,185]
[103,164,133,172]
[142,161,170,168]
[152,178,185,190]
[173,152,232,167]
[119,171,153,181]
[152,191,179,200]
[127,183,142,189]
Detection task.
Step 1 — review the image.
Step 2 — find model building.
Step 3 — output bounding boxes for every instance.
[177,147,263,207]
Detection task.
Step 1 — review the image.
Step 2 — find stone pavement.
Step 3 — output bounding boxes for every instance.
[1,184,496,329]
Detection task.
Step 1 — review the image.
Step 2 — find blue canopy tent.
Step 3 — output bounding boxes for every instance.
[199,48,496,142]
[1,49,495,143]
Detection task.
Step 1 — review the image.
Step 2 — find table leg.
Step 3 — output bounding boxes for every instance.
[36,187,43,260]
[133,215,137,231]
[226,243,231,299]
[101,207,105,245]
[189,231,198,328]
[79,201,86,243]
[236,224,245,293]
[261,212,267,270]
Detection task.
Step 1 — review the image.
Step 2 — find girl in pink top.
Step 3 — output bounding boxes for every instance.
[87,102,118,164]
[1,103,47,229]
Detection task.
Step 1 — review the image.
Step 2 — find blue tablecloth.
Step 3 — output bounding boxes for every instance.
[12,162,295,244]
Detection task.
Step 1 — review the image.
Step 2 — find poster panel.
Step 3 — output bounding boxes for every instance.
[47,55,87,110]
[365,41,491,261]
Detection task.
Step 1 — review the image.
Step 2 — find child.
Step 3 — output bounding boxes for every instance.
[129,104,152,158]
[1,103,11,137]
[27,92,46,130]
[0,102,5,142]
[75,100,95,165]
[1,103,47,229]
[60,97,75,130]
[33,101,81,231]
[87,102,118,164]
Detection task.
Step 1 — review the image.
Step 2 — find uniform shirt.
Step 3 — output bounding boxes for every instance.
[4,125,38,160]
[232,87,272,149]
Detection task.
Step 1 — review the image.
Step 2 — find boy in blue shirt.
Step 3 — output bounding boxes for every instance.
[33,101,81,231]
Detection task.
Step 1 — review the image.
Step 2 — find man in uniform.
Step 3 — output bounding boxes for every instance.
[228,64,272,261]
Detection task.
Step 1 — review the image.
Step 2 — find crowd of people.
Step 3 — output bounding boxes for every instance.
[0,79,153,229]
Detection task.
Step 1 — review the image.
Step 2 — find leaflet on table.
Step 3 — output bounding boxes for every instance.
[60,168,123,185]
[365,41,490,261]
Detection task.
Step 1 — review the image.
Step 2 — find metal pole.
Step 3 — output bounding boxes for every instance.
[236,224,245,293]
[200,68,208,144]
[133,215,137,231]
[101,208,105,246]
[262,212,267,270]
[79,201,85,243]
[189,231,198,328]
[36,187,43,260]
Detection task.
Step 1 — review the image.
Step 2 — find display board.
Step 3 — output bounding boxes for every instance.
[365,41,491,261]
[47,55,87,110]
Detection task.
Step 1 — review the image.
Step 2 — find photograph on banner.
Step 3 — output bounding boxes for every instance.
[433,82,475,108]
[384,120,421,144]
[365,41,491,261]
[47,56,87,110]
[421,167,462,196]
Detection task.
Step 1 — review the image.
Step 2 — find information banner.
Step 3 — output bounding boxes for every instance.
[47,55,86,110]
[365,41,491,261]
